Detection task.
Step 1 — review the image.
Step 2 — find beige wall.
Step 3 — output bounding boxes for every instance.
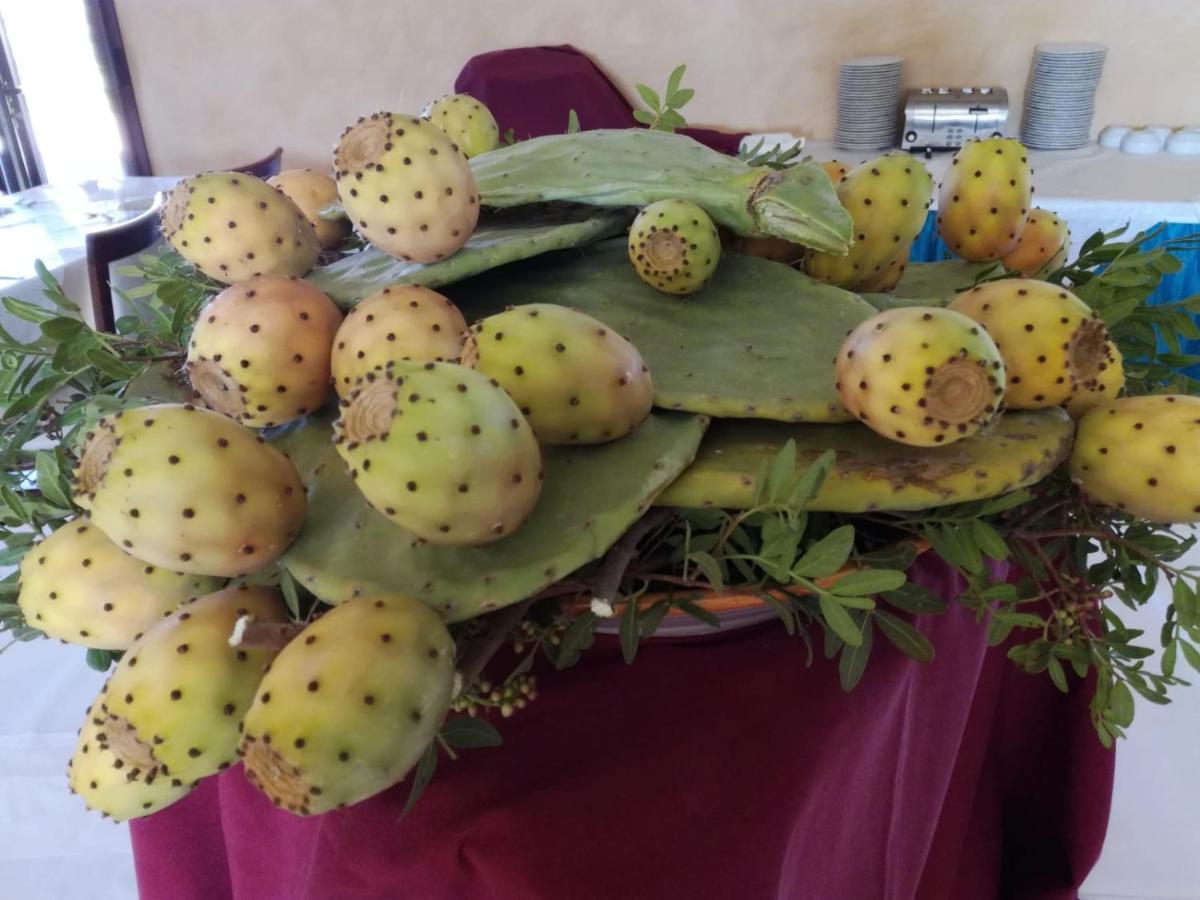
[115,0,1200,175]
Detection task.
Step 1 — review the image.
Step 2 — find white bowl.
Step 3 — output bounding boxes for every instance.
[1098,125,1130,149]
[1144,125,1174,144]
[1121,130,1163,154]
[1166,130,1200,155]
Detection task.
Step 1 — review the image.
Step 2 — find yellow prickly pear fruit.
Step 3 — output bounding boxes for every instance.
[735,236,803,265]
[186,275,343,428]
[806,153,933,290]
[820,160,849,183]
[1067,341,1125,418]
[330,285,468,397]
[949,279,1109,409]
[268,169,352,250]
[1002,208,1070,276]
[855,245,911,293]
[937,138,1033,261]
[421,93,500,159]
[1070,395,1200,522]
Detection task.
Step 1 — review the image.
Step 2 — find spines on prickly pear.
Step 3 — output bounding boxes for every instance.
[186,275,342,428]
[98,586,287,787]
[463,303,654,444]
[805,153,934,290]
[1070,394,1200,522]
[268,168,352,250]
[948,279,1108,409]
[68,700,193,821]
[1001,207,1070,276]
[334,112,480,263]
[18,519,220,650]
[332,361,542,544]
[835,307,1005,447]
[161,172,320,283]
[239,594,454,815]
[420,93,500,159]
[628,199,721,295]
[72,404,306,577]
[937,138,1033,261]
[1067,341,1125,418]
[331,285,467,397]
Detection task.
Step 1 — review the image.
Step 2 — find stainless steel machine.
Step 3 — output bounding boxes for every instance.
[900,87,1009,155]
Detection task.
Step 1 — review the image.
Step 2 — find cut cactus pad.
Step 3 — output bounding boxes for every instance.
[656,409,1073,512]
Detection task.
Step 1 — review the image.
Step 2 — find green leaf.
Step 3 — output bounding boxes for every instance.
[40,317,85,341]
[632,109,656,126]
[757,592,797,635]
[829,568,906,596]
[838,614,873,691]
[857,542,917,572]
[763,439,796,505]
[992,611,1047,629]
[2,296,56,324]
[86,648,115,672]
[677,599,721,629]
[619,592,640,664]
[788,450,835,509]
[34,451,71,509]
[882,583,947,615]
[971,521,1009,561]
[639,599,671,638]
[1107,681,1135,727]
[1180,641,1200,674]
[1172,579,1198,628]
[977,490,1033,516]
[85,347,137,381]
[403,741,439,814]
[667,88,695,108]
[655,110,687,132]
[279,569,301,619]
[666,63,687,96]
[689,550,725,592]
[439,715,503,749]
[1162,639,1178,679]
[635,83,661,112]
[819,594,862,647]
[874,609,934,662]
[1046,656,1069,693]
[792,525,855,579]
[566,109,580,134]
[555,612,597,670]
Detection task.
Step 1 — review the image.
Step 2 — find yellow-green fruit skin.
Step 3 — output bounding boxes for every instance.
[239,594,455,815]
[68,701,193,821]
[268,168,352,250]
[333,362,543,545]
[948,279,1108,409]
[186,275,342,428]
[420,93,500,158]
[820,160,849,183]
[161,172,320,284]
[334,112,479,263]
[331,285,468,397]
[628,199,721,295]
[464,303,654,444]
[1002,208,1070,277]
[937,138,1033,261]
[806,153,934,290]
[100,586,287,786]
[18,519,220,650]
[72,404,306,577]
[1067,342,1125,418]
[855,245,910,293]
[1071,395,1200,523]
[835,307,1005,447]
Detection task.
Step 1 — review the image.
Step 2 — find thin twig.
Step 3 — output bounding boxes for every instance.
[456,597,535,690]
[588,509,674,605]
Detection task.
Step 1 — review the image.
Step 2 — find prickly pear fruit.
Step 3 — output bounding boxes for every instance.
[734,236,802,265]
[463,303,654,444]
[68,700,193,821]
[330,285,467,397]
[240,594,455,816]
[99,586,287,787]
[628,199,721,295]
[333,361,542,544]
[1000,207,1069,276]
[937,138,1033,261]
[855,245,911,293]
[161,172,320,284]
[948,279,1108,409]
[186,276,342,428]
[821,160,849,183]
[806,153,934,290]
[334,112,479,263]
[18,519,220,650]
[1070,395,1200,523]
[420,93,500,159]
[268,168,352,250]
[72,404,306,577]
[1067,341,1125,418]
[836,307,1005,447]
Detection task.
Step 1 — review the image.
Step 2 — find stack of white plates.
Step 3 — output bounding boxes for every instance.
[835,56,904,151]
[1021,42,1107,150]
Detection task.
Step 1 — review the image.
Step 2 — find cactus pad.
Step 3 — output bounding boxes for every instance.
[656,409,1073,512]
[860,260,998,311]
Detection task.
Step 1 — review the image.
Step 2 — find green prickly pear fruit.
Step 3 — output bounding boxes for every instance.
[239,594,455,816]
[334,112,480,263]
[835,307,1005,447]
[68,700,193,821]
[268,168,352,250]
[421,93,500,159]
[806,153,934,290]
[1070,394,1200,523]
[186,276,342,428]
[333,361,542,544]
[462,303,654,444]
[937,138,1033,261]
[1067,341,1125,418]
[98,585,287,787]
[161,172,320,284]
[72,404,306,577]
[1001,207,1070,276]
[948,279,1109,409]
[627,199,721,295]
[18,519,220,650]
[330,285,468,397]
